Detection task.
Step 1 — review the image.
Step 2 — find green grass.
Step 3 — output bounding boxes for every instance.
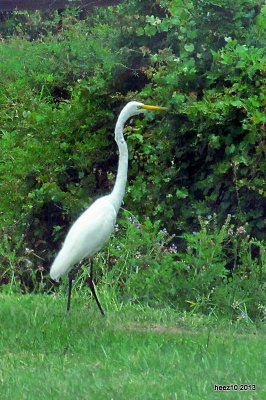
[0,294,265,400]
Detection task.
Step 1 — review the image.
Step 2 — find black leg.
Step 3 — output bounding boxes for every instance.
[67,272,74,312]
[87,259,105,316]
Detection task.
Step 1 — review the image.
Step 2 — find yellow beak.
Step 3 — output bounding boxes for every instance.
[138,104,168,112]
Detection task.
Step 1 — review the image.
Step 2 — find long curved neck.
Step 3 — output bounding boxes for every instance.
[109,115,128,213]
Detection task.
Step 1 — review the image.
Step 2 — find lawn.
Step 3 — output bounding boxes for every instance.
[0,294,265,399]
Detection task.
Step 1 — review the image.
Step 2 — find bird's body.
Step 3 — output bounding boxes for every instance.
[50,101,167,314]
[50,195,116,281]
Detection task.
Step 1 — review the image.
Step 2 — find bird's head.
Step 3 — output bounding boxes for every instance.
[118,101,168,126]
[126,100,168,117]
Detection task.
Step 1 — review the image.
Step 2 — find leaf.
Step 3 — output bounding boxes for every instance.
[128,133,144,143]
[184,43,195,53]
[230,99,243,107]
[172,93,186,105]
[176,188,189,199]
[225,144,235,155]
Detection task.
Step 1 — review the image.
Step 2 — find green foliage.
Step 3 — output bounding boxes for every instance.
[0,11,122,256]
[174,215,266,320]
[96,212,266,320]
[100,212,175,305]
[0,1,265,319]
[119,0,266,238]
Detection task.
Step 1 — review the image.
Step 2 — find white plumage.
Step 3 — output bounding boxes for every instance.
[50,196,116,281]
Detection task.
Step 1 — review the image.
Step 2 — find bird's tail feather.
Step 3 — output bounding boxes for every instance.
[50,250,73,281]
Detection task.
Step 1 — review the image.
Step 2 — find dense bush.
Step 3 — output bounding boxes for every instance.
[0,1,265,318]
[97,211,266,320]
[117,0,266,239]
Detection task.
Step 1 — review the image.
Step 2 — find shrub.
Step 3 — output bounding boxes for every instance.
[121,0,266,239]
[98,212,266,320]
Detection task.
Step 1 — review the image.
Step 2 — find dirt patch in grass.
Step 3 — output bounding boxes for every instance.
[116,322,192,334]
[115,322,263,338]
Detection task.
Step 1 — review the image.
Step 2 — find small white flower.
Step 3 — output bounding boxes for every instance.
[225,36,232,42]
[228,228,234,236]
[135,251,141,259]
[237,226,246,235]
[169,244,177,254]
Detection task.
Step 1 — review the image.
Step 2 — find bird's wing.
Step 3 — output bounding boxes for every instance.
[64,197,117,257]
[50,197,116,280]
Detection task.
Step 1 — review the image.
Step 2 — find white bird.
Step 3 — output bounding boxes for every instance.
[50,101,167,315]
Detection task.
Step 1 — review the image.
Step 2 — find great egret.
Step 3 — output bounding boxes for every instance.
[50,101,167,315]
